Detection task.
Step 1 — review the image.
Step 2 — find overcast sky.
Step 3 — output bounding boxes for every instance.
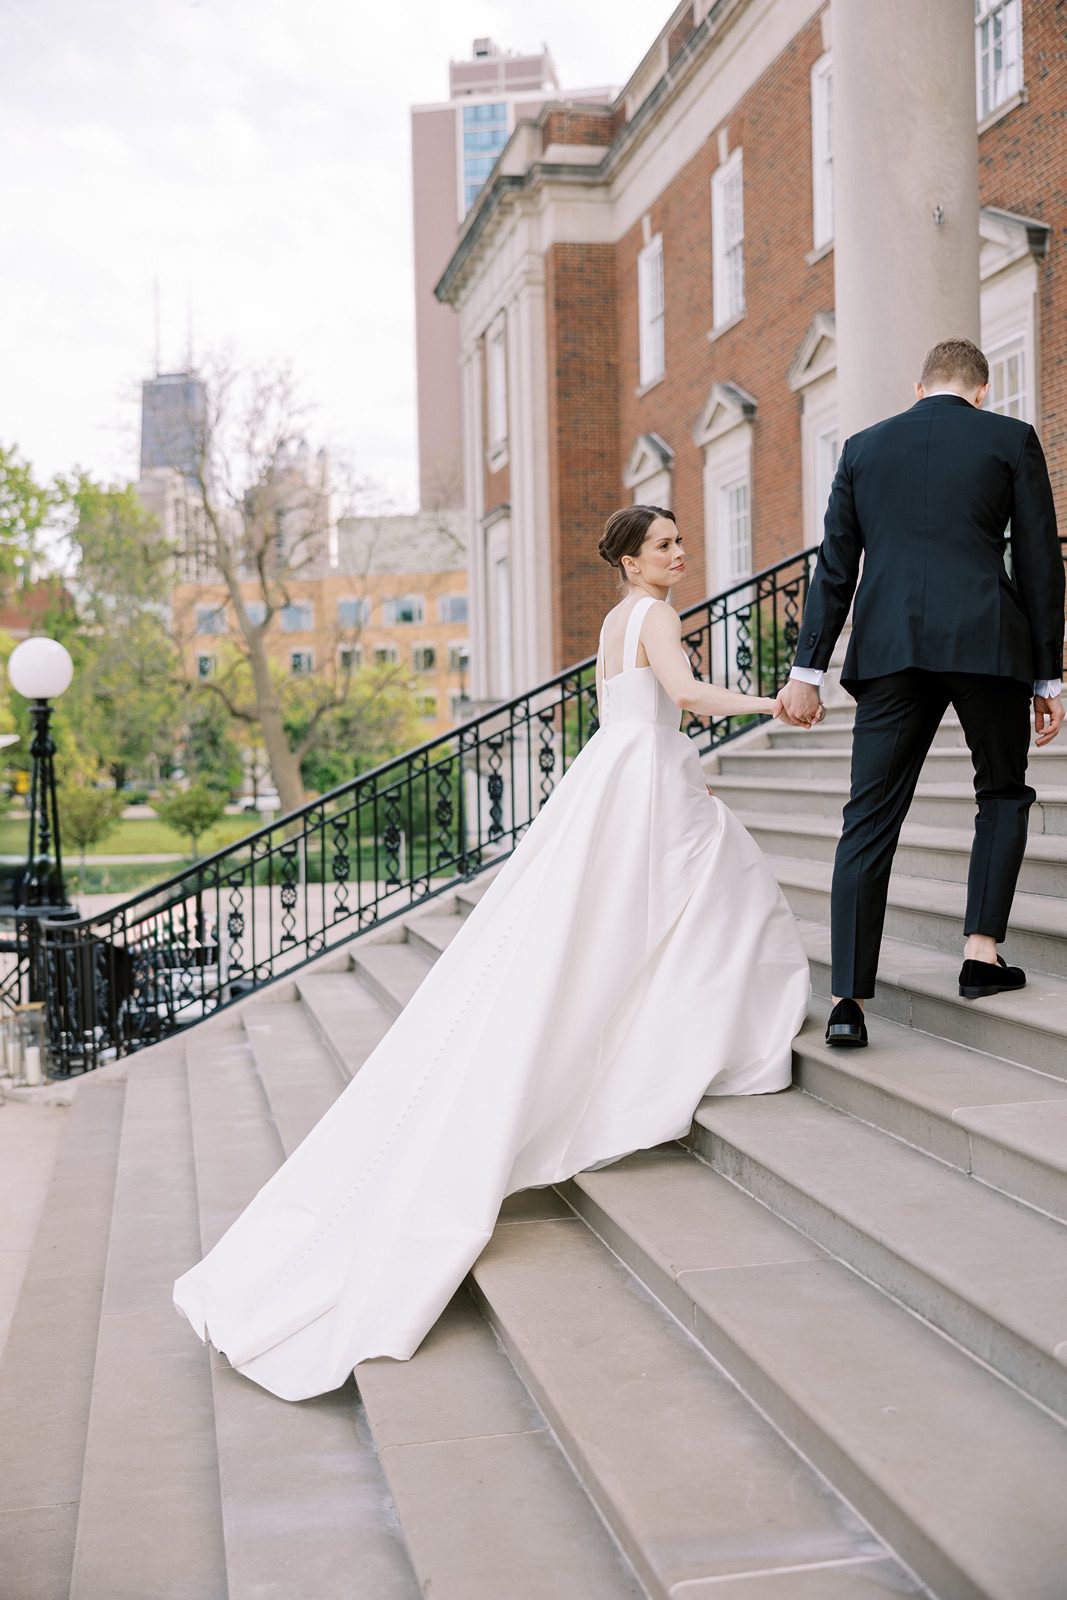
[0,0,660,506]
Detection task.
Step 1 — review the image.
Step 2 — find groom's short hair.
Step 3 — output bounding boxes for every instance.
[920,338,989,390]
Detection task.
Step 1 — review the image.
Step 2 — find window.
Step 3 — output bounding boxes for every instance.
[374,645,400,666]
[988,337,1027,419]
[975,0,1022,121]
[290,649,313,674]
[412,645,437,673]
[338,644,362,673]
[448,644,469,674]
[487,320,508,452]
[719,477,752,584]
[637,235,665,387]
[337,597,370,629]
[450,690,469,721]
[281,601,314,632]
[382,595,425,625]
[462,101,509,211]
[438,593,469,624]
[195,604,226,636]
[416,694,438,721]
[815,427,840,532]
[810,55,833,250]
[712,150,745,327]
[244,600,267,627]
[196,654,216,679]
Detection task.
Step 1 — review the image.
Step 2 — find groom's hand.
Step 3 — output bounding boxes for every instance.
[1034,695,1065,747]
[778,679,823,728]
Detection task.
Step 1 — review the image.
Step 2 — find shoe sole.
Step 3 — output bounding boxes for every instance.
[959,981,1026,1000]
[826,1030,868,1047]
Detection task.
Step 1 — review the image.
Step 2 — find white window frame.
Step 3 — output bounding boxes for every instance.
[810,54,833,251]
[338,643,362,673]
[337,597,369,630]
[412,644,437,673]
[195,604,226,636]
[711,150,745,329]
[486,316,508,462]
[281,601,314,633]
[416,693,439,722]
[196,653,216,679]
[975,0,1023,124]
[382,594,425,626]
[986,335,1028,421]
[438,593,469,624]
[637,234,665,388]
[374,644,400,666]
[289,649,314,675]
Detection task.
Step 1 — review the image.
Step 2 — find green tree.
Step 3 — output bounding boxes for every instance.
[0,443,52,584]
[156,784,226,859]
[60,786,123,868]
[183,695,244,798]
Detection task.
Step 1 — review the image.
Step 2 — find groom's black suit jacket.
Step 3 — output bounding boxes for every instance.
[792,394,1064,691]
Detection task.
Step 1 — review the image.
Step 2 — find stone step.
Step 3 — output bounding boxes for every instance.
[69,1053,226,1600]
[736,809,1067,897]
[351,940,434,1017]
[772,856,1067,976]
[790,1002,1067,1223]
[563,1145,1067,1600]
[403,910,468,964]
[0,1075,126,1600]
[768,720,969,751]
[691,1092,1067,1421]
[722,745,1067,789]
[248,986,647,1600]
[470,1199,916,1599]
[712,773,1067,833]
[294,969,394,1081]
[798,919,1067,1081]
[183,1026,419,1600]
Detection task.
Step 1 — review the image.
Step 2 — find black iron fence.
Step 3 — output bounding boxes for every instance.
[1,542,815,1075]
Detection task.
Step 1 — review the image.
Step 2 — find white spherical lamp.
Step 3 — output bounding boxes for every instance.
[7,637,74,701]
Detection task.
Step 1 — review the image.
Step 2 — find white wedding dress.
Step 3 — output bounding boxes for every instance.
[174,597,810,1400]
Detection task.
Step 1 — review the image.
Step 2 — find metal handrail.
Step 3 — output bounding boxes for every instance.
[26,542,815,1074]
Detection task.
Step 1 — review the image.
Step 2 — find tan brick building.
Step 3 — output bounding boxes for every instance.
[437,0,1063,699]
[173,514,470,741]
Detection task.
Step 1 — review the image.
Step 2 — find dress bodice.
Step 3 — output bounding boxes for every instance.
[598,597,682,729]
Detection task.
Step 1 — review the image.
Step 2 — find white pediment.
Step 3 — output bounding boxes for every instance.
[623,431,674,489]
[980,206,1050,283]
[692,382,757,448]
[787,312,836,393]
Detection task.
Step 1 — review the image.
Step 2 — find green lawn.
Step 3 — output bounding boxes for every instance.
[0,813,262,857]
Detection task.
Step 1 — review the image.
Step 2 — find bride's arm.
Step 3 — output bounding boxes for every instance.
[642,602,780,718]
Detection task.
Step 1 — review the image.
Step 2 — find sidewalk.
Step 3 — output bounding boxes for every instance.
[0,1096,66,1361]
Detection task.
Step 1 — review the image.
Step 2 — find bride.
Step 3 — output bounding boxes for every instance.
[174,505,811,1401]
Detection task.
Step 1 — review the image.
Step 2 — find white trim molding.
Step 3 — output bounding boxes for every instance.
[980,207,1049,429]
[787,311,836,393]
[624,431,674,508]
[693,381,757,449]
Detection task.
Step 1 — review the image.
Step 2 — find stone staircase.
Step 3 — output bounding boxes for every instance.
[4,704,1067,1599]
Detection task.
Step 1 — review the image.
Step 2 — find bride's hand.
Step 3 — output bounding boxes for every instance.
[768,694,786,720]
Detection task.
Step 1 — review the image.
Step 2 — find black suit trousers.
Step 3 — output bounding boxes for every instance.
[831,671,1035,998]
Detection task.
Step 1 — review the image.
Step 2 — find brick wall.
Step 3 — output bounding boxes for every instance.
[540,107,615,149]
[545,243,623,667]
[614,12,831,611]
[979,3,1067,507]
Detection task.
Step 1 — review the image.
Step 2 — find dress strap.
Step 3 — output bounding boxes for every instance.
[623,596,657,672]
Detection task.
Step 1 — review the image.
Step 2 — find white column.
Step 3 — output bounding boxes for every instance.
[832,1,980,437]
[459,342,489,699]
[508,265,553,686]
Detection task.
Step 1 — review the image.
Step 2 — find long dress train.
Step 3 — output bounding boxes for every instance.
[174,597,810,1400]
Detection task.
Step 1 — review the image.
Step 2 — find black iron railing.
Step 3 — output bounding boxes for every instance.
[24,546,817,1074]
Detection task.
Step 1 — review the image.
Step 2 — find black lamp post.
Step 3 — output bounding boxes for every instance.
[7,637,74,913]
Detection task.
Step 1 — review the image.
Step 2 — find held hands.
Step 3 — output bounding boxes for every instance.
[775,680,825,728]
[1034,695,1065,748]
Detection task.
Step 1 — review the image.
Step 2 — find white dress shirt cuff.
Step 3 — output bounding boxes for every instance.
[1034,680,1062,700]
[789,666,825,687]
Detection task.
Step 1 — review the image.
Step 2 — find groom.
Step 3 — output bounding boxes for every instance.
[779,337,1064,1047]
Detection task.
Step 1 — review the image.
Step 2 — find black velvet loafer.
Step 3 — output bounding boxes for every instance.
[825,998,868,1048]
[959,956,1026,1000]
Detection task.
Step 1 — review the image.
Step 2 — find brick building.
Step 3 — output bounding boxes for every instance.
[437,0,1063,700]
[173,513,469,741]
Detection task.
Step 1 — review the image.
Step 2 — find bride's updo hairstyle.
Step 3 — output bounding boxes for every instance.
[597,504,676,586]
